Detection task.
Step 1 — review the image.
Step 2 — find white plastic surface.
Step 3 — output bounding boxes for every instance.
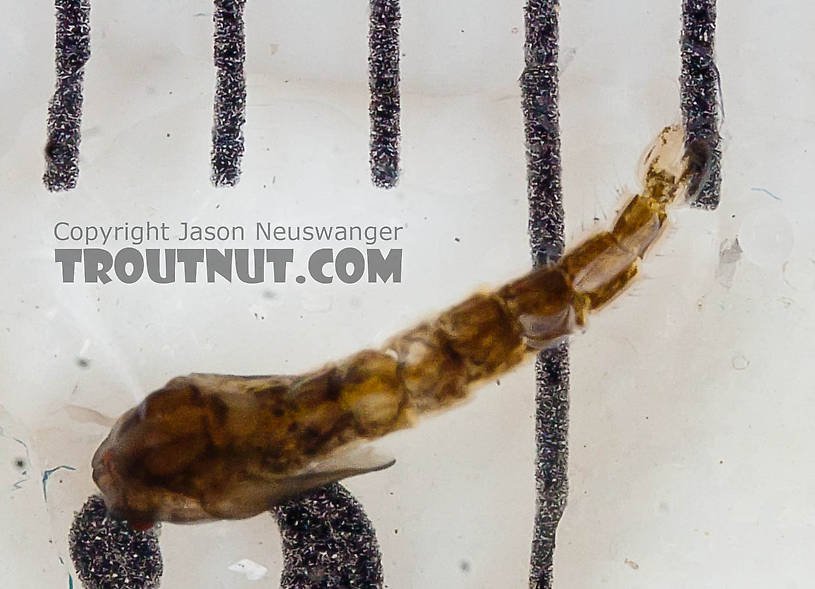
[1,1,813,588]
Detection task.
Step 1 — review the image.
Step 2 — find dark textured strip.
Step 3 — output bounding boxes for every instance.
[528,344,569,589]
[521,2,569,588]
[368,0,401,188]
[272,483,384,589]
[69,495,163,589]
[681,0,721,209]
[44,0,91,192]
[212,0,247,187]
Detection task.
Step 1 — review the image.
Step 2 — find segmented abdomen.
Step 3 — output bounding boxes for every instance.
[310,125,711,445]
[96,125,710,512]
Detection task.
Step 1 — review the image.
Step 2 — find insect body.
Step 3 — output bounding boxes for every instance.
[92,125,711,528]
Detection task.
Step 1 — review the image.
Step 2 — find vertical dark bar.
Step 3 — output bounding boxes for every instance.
[681,0,721,209]
[212,0,247,187]
[368,0,401,188]
[521,2,569,588]
[44,0,91,192]
[273,483,384,589]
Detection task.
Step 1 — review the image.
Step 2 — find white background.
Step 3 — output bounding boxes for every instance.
[1,1,813,587]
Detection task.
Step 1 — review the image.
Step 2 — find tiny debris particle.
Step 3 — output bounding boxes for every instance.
[42,465,76,501]
[460,560,471,573]
[228,558,269,581]
[731,354,750,371]
[76,358,90,368]
[750,187,781,201]
[624,558,640,570]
